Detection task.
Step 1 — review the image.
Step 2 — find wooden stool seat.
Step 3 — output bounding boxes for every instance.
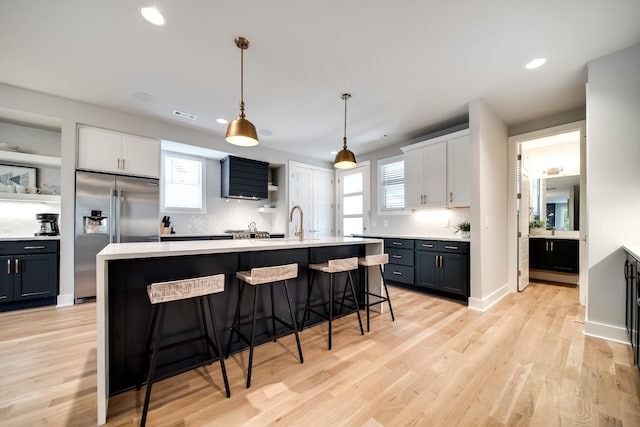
[301,257,364,350]
[226,263,303,388]
[358,254,395,332]
[140,274,230,427]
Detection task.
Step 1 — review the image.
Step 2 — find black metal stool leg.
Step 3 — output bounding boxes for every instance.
[283,280,304,363]
[226,281,246,358]
[328,272,333,350]
[246,285,259,388]
[138,303,160,390]
[205,296,231,398]
[347,271,364,335]
[365,266,370,332]
[300,270,316,330]
[141,304,164,427]
[380,265,395,321]
[270,282,277,341]
[199,297,213,361]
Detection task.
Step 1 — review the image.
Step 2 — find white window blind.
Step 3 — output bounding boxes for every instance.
[162,152,205,212]
[379,158,405,211]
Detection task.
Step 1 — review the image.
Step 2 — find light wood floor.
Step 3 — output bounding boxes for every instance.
[1,282,639,426]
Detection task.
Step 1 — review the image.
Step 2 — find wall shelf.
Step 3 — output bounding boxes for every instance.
[0,193,61,203]
[0,150,61,167]
[257,207,277,213]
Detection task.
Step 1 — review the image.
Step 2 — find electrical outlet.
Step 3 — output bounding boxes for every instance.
[383,220,389,227]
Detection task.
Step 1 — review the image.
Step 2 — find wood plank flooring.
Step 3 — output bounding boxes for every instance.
[1,281,639,426]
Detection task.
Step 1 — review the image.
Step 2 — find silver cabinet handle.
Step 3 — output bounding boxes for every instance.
[117,158,121,169]
[15,259,19,274]
[546,241,549,251]
[444,245,459,250]
[440,255,443,268]
[392,255,403,259]
[24,245,46,250]
[392,271,403,275]
[122,158,126,170]
[450,192,453,203]
[6,259,10,274]
[435,256,438,268]
[551,241,554,251]
[422,244,434,248]
[392,242,402,246]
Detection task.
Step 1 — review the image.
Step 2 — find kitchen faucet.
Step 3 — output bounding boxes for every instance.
[289,205,304,241]
[248,221,257,232]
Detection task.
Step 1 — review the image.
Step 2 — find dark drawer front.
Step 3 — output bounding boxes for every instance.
[386,247,414,267]
[416,240,469,254]
[383,264,414,285]
[384,238,414,250]
[0,240,59,255]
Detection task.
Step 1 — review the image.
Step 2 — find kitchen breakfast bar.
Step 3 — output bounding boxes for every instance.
[96,236,383,424]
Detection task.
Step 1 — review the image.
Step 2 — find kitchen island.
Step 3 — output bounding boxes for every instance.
[96,236,383,425]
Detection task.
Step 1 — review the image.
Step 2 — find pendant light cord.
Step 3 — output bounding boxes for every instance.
[239,47,245,119]
[343,95,348,149]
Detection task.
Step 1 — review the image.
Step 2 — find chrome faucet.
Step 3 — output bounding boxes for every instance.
[289,205,304,241]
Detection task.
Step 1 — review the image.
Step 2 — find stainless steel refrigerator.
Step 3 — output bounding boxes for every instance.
[74,170,159,301]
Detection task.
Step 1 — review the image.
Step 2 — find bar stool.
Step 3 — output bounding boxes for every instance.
[140,274,230,427]
[300,257,364,350]
[225,263,303,388]
[359,254,395,332]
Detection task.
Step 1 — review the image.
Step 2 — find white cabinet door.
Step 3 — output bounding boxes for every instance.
[78,126,160,178]
[447,134,470,207]
[424,141,447,208]
[121,134,160,178]
[288,162,334,238]
[404,148,425,209]
[78,126,121,173]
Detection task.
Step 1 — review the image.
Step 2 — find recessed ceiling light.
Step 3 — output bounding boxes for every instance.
[140,6,165,26]
[216,118,228,124]
[525,58,546,70]
[330,151,338,155]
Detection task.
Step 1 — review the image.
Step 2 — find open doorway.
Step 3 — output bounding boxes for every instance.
[508,121,587,304]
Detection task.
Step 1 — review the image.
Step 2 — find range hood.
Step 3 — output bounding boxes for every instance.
[220,155,268,200]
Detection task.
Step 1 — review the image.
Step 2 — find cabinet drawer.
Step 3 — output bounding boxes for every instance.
[386,247,414,267]
[0,240,59,255]
[384,238,414,250]
[383,264,414,285]
[416,240,469,254]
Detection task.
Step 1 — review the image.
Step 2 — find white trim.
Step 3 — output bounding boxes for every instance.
[584,319,629,345]
[468,283,510,312]
[56,293,74,307]
[401,128,469,153]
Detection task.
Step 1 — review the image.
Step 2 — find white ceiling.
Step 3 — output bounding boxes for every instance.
[1,1,639,162]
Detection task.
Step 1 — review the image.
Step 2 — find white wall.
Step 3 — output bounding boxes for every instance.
[0,83,326,305]
[585,44,640,342]
[468,100,509,310]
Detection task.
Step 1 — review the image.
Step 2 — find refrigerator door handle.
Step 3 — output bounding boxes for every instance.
[109,188,117,243]
[115,189,123,243]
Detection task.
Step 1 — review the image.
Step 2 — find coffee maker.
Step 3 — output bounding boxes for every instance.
[35,213,60,236]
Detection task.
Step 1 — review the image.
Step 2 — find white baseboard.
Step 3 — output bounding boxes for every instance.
[56,293,74,307]
[584,319,629,345]
[468,283,510,312]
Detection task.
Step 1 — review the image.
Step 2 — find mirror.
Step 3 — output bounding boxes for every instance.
[530,175,580,231]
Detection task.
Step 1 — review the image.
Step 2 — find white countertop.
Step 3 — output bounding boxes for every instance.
[354,233,471,242]
[0,235,61,241]
[528,231,580,240]
[97,236,383,261]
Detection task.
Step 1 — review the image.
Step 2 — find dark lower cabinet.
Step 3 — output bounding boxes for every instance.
[0,240,59,310]
[415,240,469,299]
[529,238,578,274]
[624,250,640,372]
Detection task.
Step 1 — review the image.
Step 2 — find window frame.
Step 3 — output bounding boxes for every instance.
[377,155,405,215]
[160,150,207,214]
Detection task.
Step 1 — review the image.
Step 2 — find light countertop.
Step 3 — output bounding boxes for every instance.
[97,236,383,261]
[624,246,640,259]
[353,233,471,242]
[0,235,61,241]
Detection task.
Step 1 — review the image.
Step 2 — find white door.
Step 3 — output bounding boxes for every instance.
[424,141,447,208]
[517,151,530,291]
[288,162,334,238]
[403,149,424,209]
[447,134,471,207]
[337,162,370,236]
[313,169,334,237]
[289,163,314,237]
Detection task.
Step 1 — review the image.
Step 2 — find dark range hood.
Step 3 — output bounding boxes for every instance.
[220,155,268,200]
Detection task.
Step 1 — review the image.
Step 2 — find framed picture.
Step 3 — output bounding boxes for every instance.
[0,164,37,187]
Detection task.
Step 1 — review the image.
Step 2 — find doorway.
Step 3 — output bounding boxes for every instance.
[336,161,370,236]
[507,121,587,304]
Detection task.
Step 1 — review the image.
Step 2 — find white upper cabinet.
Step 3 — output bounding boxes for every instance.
[78,126,160,178]
[402,129,470,209]
[447,133,470,207]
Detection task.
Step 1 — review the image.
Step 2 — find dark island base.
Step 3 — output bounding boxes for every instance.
[108,245,366,395]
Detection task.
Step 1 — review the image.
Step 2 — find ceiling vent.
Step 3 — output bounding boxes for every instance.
[172,110,197,120]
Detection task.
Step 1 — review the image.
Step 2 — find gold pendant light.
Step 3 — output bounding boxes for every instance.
[333,93,357,169]
[226,36,259,147]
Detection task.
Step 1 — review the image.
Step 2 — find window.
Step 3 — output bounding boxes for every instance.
[161,151,206,213]
[378,156,405,212]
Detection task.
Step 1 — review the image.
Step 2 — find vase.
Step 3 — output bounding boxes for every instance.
[460,231,470,238]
